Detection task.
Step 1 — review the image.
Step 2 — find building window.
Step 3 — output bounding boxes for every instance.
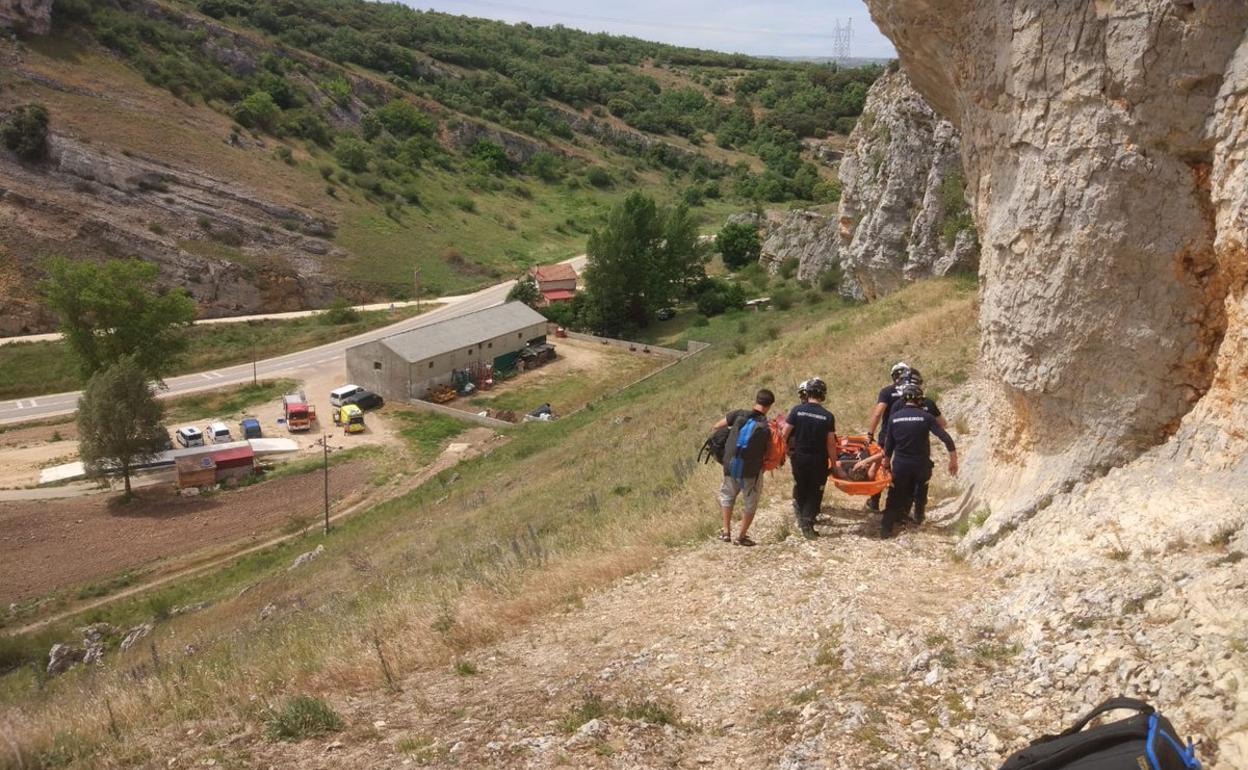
[429,361,434,369]
[373,361,382,370]
[488,342,492,349]
[517,332,522,339]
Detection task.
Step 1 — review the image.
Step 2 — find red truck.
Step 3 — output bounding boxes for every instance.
[282,392,317,432]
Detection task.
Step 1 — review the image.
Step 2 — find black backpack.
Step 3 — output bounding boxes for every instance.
[998,698,1201,770]
[697,425,731,465]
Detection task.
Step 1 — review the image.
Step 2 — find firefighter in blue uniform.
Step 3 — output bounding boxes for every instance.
[879,382,958,539]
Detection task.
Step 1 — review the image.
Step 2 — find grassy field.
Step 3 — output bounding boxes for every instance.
[0,304,432,400]
[162,380,297,424]
[0,279,979,767]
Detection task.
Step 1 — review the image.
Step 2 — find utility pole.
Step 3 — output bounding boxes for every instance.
[252,338,258,386]
[318,435,331,534]
[414,266,422,313]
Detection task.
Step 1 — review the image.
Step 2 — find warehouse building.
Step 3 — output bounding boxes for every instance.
[345,302,549,402]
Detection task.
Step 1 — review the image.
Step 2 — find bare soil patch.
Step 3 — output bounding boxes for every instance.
[0,461,372,604]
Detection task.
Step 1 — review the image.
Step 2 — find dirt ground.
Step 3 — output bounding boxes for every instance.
[0,359,399,489]
[444,336,667,418]
[0,461,374,605]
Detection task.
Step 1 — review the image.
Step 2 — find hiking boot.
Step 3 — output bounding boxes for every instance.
[880,526,894,540]
[913,512,926,526]
[800,527,819,540]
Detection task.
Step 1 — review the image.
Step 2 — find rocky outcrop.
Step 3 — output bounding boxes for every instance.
[0,0,51,36]
[836,68,977,300]
[866,0,1248,528]
[867,2,1248,761]
[757,209,839,283]
[0,132,344,333]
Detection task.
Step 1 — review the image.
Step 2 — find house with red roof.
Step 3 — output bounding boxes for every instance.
[529,263,578,305]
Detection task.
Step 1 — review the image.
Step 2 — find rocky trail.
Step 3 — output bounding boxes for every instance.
[211,499,1051,769]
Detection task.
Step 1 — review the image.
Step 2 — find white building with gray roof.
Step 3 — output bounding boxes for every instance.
[345,302,549,402]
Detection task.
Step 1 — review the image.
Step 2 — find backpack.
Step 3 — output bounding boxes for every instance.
[761,418,786,472]
[726,414,769,481]
[697,425,731,465]
[998,698,1201,770]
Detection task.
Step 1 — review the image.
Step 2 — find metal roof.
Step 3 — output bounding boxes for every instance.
[375,302,548,363]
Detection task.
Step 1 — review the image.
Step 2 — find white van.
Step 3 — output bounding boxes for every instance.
[206,422,233,444]
[330,384,364,407]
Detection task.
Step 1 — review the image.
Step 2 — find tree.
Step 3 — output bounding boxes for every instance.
[0,103,50,161]
[582,192,705,335]
[334,136,371,172]
[77,357,169,498]
[39,257,195,381]
[507,274,542,308]
[233,91,280,131]
[716,221,762,270]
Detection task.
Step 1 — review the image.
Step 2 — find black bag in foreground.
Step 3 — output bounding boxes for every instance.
[998,698,1201,770]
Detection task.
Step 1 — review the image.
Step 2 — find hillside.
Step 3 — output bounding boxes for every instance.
[0,0,878,333]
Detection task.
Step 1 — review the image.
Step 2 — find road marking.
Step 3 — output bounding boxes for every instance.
[28,399,37,407]
[12,400,24,410]
[199,373,214,381]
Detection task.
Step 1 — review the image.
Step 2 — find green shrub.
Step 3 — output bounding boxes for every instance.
[450,195,476,213]
[818,268,841,293]
[232,91,280,132]
[265,695,343,741]
[274,145,295,165]
[716,221,761,270]
[586,167,613,188]
[1,103,50,161]
[320,297,360,325]
[771,287,795,310]
[778,257,799,279]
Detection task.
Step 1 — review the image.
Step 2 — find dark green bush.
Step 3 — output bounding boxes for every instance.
[1,104,50,161]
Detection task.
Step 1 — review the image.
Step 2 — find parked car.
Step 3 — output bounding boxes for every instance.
[175,426,204,448]
[206,422,233,444]
[656,307,676,321]
[239,417,262,440]
[330,384,364,407]
[343,389,384,411]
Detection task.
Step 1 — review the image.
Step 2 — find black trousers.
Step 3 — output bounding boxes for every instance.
[882,455,933,534]
[791,452,828,529]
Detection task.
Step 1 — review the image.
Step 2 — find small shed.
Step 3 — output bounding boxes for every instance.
[211,445,256,482]
[176,455,216,489]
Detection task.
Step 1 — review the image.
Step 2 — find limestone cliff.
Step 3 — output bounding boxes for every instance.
[755,69,977,296]
[866,1,1248,761]
[0,0,50,36]
[837,68,977,300]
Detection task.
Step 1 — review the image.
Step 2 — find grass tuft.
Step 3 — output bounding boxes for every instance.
[264,695,343,741]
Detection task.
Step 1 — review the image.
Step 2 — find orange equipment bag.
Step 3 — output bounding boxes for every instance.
[827,434,892,496]
[760,416,787,472]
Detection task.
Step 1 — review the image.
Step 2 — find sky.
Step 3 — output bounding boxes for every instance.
[398,0,897,59]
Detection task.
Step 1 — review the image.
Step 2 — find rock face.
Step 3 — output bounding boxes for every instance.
[0,132,343,334]
[758,209,839,283]
[836,68,978,300]
[866,3,1248,760]
[866,0,1248,530]
[0,0,51,35]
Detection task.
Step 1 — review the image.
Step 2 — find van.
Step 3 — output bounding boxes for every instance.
[343,389,384,411]
[239,418,262,440]
[330,384,364,407]
[176,426,204,448]
[206,422,233,444]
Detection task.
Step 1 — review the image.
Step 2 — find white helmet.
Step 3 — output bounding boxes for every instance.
[890,362,911,383]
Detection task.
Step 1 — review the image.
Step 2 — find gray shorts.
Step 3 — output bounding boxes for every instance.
[719,475,762,514]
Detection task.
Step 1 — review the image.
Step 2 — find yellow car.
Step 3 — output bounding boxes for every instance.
[335,403,365,434]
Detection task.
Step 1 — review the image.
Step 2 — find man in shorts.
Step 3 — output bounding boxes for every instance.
[712,388,775,547]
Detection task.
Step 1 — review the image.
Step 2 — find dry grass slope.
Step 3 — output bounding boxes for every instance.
[0,280,977,768]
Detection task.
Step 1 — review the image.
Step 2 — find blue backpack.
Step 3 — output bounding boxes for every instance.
[726,414,767,481]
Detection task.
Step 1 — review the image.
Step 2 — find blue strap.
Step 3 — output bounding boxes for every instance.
[1147,714,1202,770]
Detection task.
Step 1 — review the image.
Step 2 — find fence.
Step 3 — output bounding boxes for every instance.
[403,397,514,429]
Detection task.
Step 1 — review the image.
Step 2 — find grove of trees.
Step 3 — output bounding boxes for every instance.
[579,192,705,335]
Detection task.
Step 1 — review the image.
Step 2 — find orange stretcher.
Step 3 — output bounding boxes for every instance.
[827,434,892,496]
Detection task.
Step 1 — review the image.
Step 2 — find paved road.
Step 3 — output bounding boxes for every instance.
[0,257,585,426]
